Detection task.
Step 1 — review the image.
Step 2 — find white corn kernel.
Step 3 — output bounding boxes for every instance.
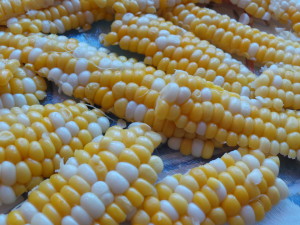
[105,171,129,194]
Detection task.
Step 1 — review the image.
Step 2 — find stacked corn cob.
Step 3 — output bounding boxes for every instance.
[0,32,298,160]
[102,13,257,98]
[0,58,46,109]
[103,11,300,111]
[0,100,110,205]
[27,40,300,161]
[0,32,137,74]
[37,63,221,158]
[4,0,165,35]
[131,149,288,224]
[0,32,218,158]
[0,1,295,223]
[188,0,300,36]
[6,0,114,34]
[1,123,164,225]
[153,70,300,160]
[162,3,300,66]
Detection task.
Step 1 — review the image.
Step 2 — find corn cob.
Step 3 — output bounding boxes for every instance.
[0,58,47,109]
[0,100,110,205]
[154,70,300,160]
[0,0,62,23]
[131,148,288,225]
[2,123,163,225]
[0,32,137,70]
[253,64,300,110]
[162,0,300,37]
[0,32,137,74]
[5,145,287,224]
[102,13,257,97]
[6,0,160,34]
[7,10,112,35]
[6,0,113,34]
[162,3,300,67]
[36,61,275,160]
[36,64,219,158]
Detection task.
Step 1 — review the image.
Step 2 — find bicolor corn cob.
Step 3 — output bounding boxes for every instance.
[1,145,288,224]
[154,70,300,160]
[0,100,110,205]
[102,13,257,97]
[6,0,113,34]
[36,62,218,158]
[131,149,288,224]
[254,64,300,110]
[1,123,164,225]
[0,57,47,109]
[185,0,292,26]
[0,0,61,23]
[5,0,163,34]
[0,32,137,73]
[163,3,300,66]
[34,54,284,161]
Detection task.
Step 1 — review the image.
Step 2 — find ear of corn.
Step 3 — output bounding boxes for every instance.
[6,0,113,34]
[0,32,138,74]
[102,13,257,98]
[36,63,222,159]
[2,123,163,225]
[131,148,288,225]
[3,144,288,225]
[0,100,110,205]
[0,57,47,109]
[154,70,300,160]
[162,3,300,67]
[180,0,300,37]
[4,0,160,34]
